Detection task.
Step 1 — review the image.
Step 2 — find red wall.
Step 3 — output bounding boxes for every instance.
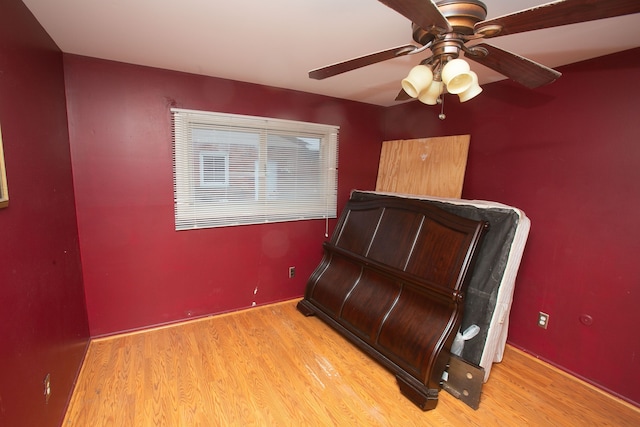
[383,48,640,406]
[63,55,385,337]
[5,0,638,417]
[0,1,89,426]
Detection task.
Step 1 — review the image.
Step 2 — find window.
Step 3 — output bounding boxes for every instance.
[199,152,229,187]
[171,108,339,230]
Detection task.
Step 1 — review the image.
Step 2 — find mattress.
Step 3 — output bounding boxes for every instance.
[351,190,530,381]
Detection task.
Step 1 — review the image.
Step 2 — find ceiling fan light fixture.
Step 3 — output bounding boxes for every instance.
[309,0,640,110]
[441,58,473,94]
[458,71,482,102]
[418,80,444,105]
[401,65,434,98]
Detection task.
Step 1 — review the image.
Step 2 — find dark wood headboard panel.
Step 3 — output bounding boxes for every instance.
[297,194,488,410]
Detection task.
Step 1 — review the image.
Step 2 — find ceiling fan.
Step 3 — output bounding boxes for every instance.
[309,0,640,107]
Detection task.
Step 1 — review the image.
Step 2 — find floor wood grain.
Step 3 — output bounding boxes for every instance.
[63,300,640,426]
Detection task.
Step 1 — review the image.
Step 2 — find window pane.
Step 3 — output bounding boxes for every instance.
[172,109,339,230]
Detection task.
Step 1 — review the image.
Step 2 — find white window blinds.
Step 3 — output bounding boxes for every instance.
[172,108,339,230]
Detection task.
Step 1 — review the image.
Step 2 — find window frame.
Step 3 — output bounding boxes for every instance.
[171,108,339,230]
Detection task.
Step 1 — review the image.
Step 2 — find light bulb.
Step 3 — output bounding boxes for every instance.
[401,65,434,98]
[441,58,473,94]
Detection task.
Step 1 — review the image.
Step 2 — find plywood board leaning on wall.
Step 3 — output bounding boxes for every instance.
[375,135,470,198]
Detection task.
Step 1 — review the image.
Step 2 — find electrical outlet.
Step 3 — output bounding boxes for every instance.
[43,373,51,404]
[288,266,295,278]
[538,312,549,329]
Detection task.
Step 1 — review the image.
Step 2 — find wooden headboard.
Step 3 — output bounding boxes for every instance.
[297,193,488,410]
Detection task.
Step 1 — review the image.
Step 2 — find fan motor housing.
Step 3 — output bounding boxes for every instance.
[413,0,488,45]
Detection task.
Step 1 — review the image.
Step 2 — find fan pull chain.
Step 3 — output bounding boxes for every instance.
[438,94,446,120]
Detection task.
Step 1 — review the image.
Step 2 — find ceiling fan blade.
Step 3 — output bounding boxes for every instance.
[395,88,412,101]
[378,0,452,33]
[465,43,561,89]
[475,0,640,38]
[309,44,417,80]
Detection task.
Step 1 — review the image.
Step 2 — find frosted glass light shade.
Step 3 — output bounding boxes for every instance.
[401,65,433,98]
[458,72,482,102]
[418,81,443,105]
[442,59,473,94]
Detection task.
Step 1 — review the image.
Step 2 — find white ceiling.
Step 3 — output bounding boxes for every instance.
[22,0,640,106]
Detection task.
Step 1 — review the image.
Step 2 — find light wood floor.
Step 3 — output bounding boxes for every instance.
[64,299,640,426]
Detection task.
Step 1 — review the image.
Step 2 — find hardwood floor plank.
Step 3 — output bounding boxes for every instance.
[64,300,640,426]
